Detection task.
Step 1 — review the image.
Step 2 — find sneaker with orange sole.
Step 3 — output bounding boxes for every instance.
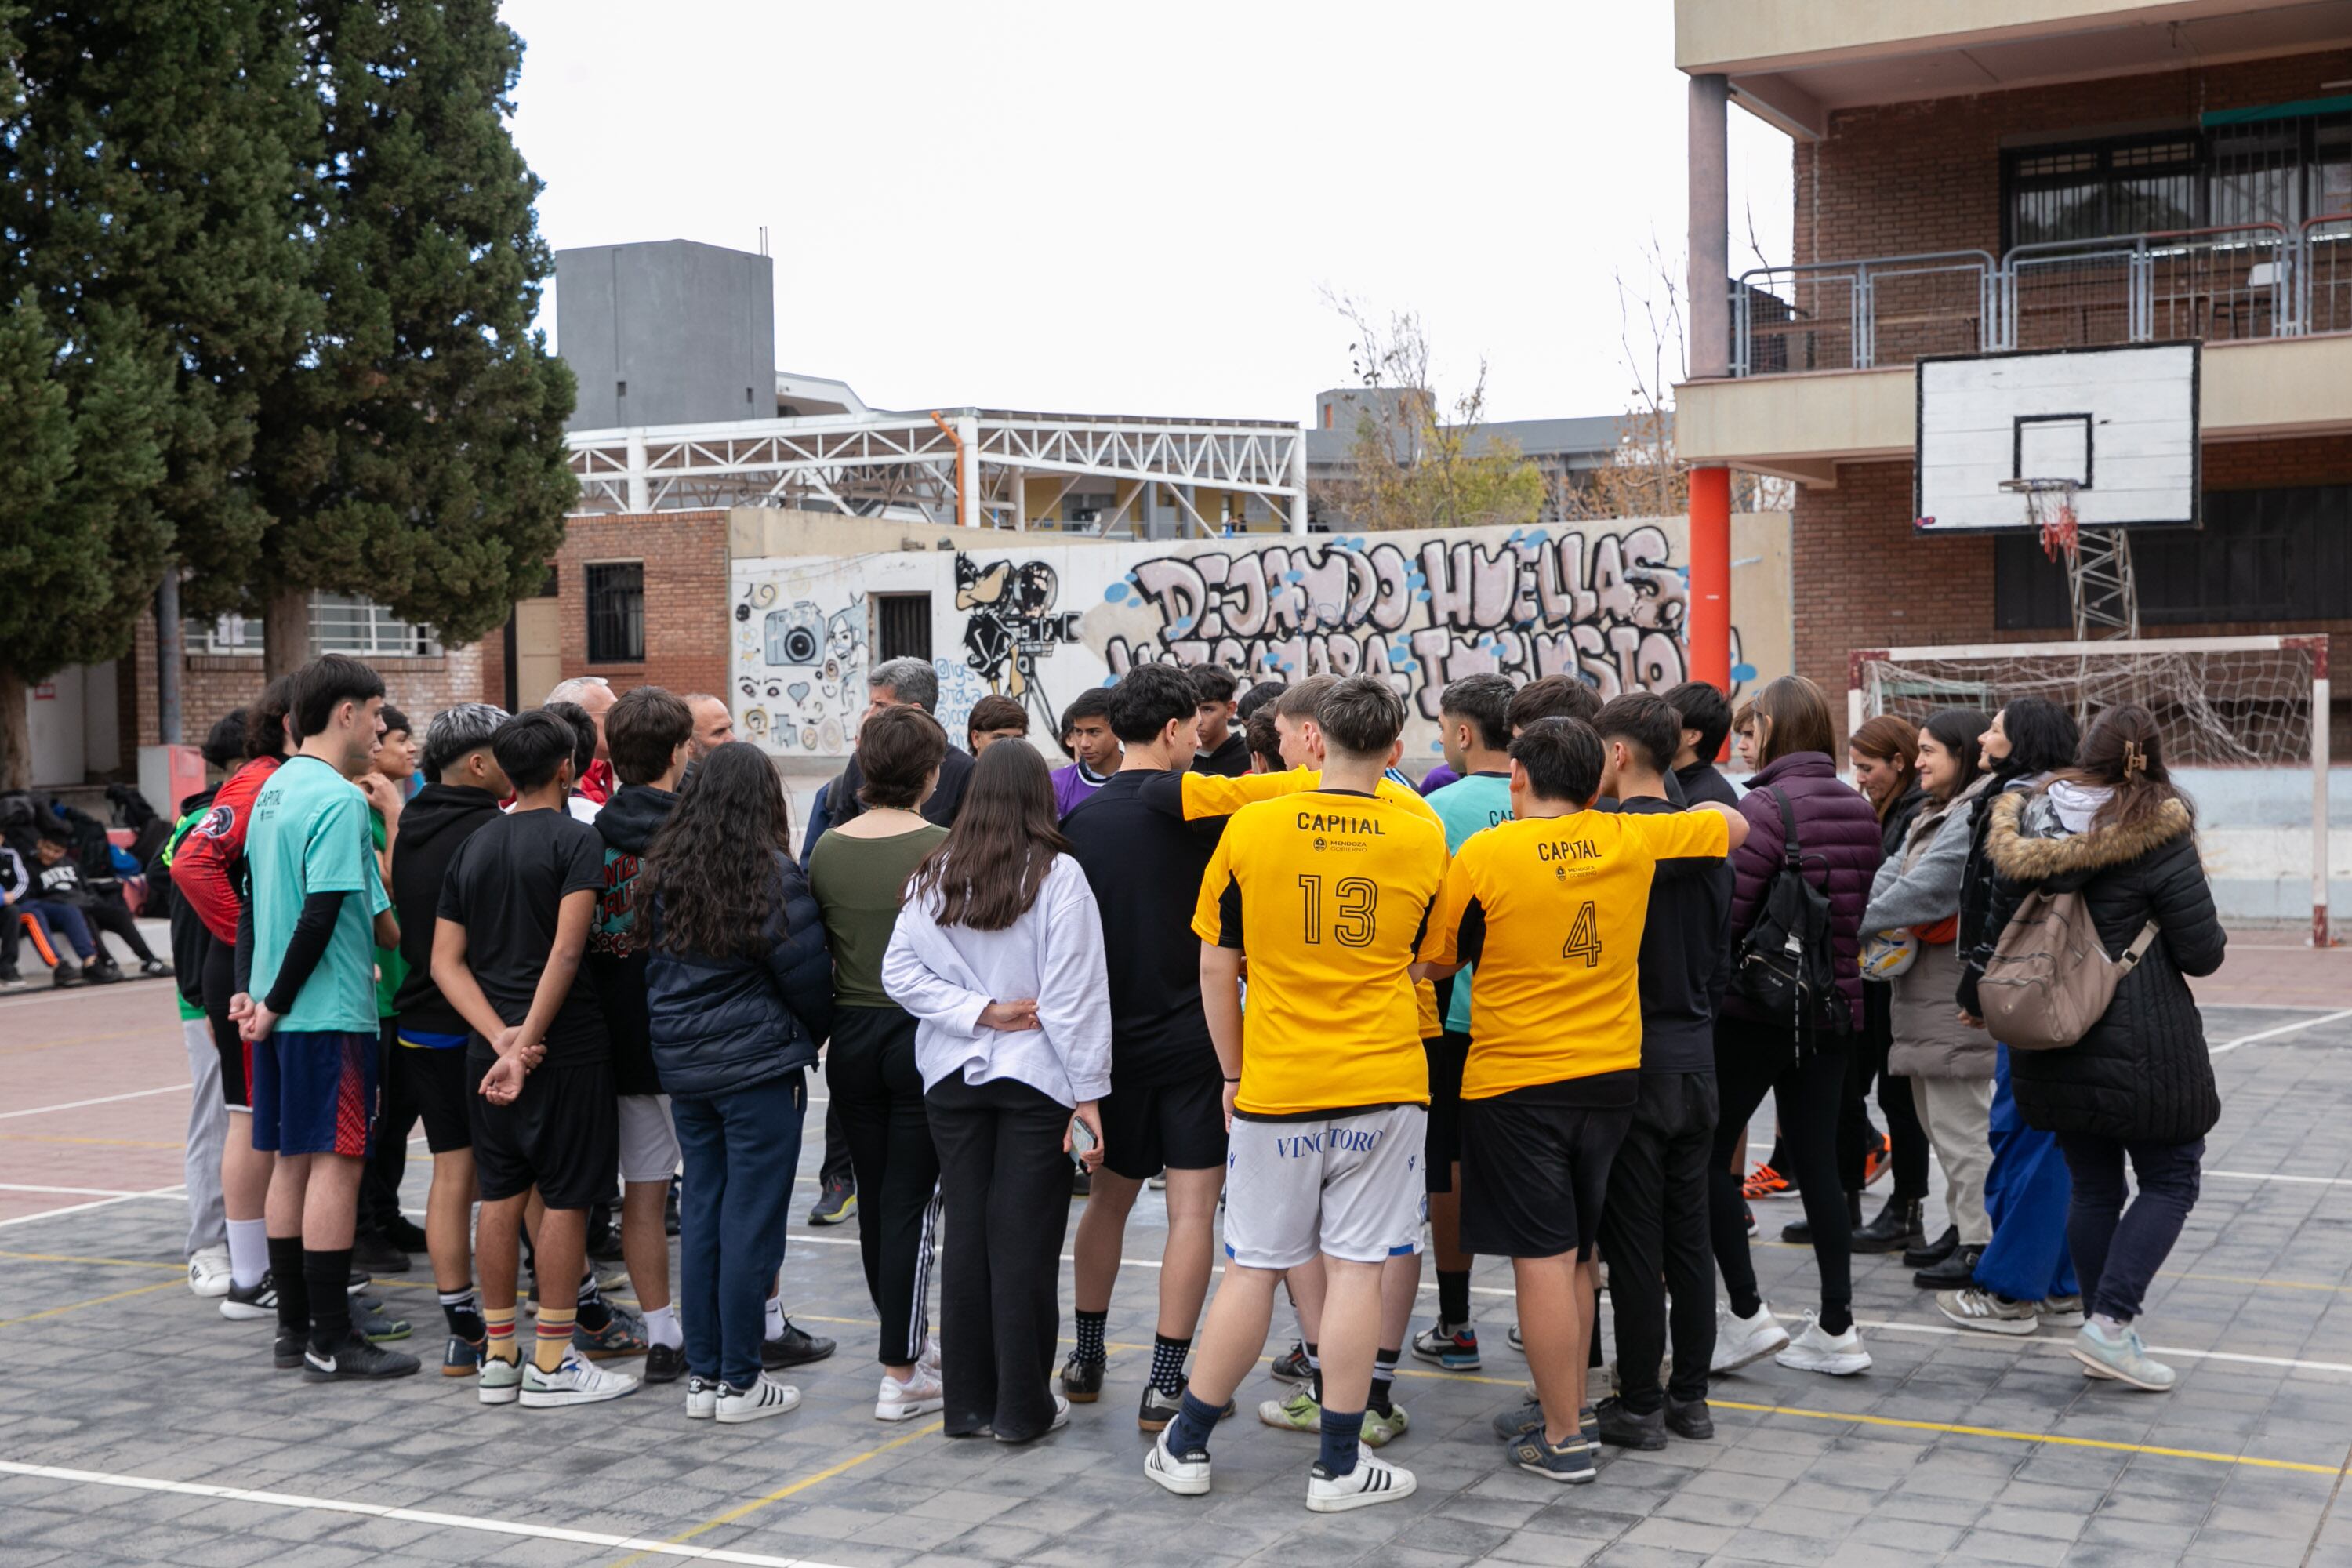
[1741,1163,1795,1200]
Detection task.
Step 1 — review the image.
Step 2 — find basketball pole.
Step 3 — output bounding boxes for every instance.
[1688,466,1733,699]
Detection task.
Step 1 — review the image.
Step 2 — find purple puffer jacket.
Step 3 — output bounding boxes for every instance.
[1723,751,1885,1031]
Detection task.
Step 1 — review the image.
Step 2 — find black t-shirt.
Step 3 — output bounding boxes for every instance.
[1189,731,1251,778]
[1596,793,1732,1075]
[437,808,609,1067]
[833,742,973,829]
[1675,760,1740,809]
[1060,768,1226,1086]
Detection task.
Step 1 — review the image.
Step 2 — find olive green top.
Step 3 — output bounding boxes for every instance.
[807,822,949,1010]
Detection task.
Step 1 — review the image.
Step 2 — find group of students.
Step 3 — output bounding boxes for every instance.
[153,644,2227,1513]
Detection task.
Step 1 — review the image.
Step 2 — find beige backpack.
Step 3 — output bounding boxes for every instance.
[1977,889,2158,1052]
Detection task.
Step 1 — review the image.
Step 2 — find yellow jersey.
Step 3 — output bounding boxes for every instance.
[1180,767,1446,1037]
[1427,808,1729,1099]
[1191,787,1449,1118]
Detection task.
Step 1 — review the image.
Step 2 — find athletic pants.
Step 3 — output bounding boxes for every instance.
[182,1018,227,1258]
[1912,1076,1995,1247]
[826,1007,941,1367]
[1973,1044,2077,1303]
[1710,1018,1852,1321]
[360,1018,413,1238]
[1599,1069,1719,1411]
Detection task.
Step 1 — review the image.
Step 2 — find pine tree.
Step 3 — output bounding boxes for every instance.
[251,0,577,676]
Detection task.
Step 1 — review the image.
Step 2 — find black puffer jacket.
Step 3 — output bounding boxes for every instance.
[646,851,836,1099]
[1955,771,2042,1017]
[1983,791,2225,1143]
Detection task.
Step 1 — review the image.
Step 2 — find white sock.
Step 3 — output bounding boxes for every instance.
[764,1294,786,1339]
[2092,1312,2129,1335]
[643,1303,682,1351]
[227,1218,268,1290]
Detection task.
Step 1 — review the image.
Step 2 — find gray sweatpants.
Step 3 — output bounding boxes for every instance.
[182,1017,227,1258]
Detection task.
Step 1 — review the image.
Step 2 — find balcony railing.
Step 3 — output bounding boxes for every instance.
[1730,216,2352,376]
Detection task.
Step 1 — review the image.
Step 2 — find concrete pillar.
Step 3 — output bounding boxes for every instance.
[1688,72,1730,379]
[957,415,982,529]
[625,430,651,514]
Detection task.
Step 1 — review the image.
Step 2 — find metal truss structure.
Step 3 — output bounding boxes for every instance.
[567,408,1309,534]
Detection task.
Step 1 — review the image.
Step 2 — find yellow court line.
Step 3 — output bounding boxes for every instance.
[604,1420,943,1568]
[0,1278,184,1327]
[1706,1397,2349,1476]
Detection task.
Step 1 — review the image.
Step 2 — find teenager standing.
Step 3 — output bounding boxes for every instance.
[643,742,835,1424]
[883,741,1111,1444]
[1845,717,1933,1255]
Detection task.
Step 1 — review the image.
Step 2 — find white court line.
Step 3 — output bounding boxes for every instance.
[0,1183,156,1199]
[0,1460,848,1568]
[2208,1170,2352,1188]
[0,1185,185,1229]
[2211,1007,2352,1055]
[1791,1311,2352,1378]
[0,1083,191,1120]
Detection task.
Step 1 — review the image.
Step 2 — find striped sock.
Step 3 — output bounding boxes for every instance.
[484,1305,519,1365]
[1370,1347,1400,1417]
[534,1308,577,1374]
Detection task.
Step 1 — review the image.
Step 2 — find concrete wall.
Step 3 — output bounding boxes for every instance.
[557,241,776,432]
[1676,0,2192,71]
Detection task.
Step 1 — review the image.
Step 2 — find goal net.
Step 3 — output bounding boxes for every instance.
[1849,634,2333,942]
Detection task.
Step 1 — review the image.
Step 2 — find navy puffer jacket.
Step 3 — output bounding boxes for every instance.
[1723,750,1884,1031]
[647,851,836,1098]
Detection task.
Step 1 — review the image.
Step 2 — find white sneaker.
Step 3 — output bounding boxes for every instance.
[1774,1314,1871,1376]
[918,1334,942,1376]
[877,1367,945,1422]
[1305,1448,1416,1513]
[995,1392,1069,1442]
[479,1354,524,1406]
[716,1373,800,1425]
[685,1373,720,1419]
[1710,1301,1790,1373]
[1143,1426,1211,1497]
[187,1245,232,1299]
[519,1352,639,1408]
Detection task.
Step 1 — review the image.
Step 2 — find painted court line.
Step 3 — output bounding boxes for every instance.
[1787,1310,2352,1377]
[0,1083,191,1120]
[0,1183,158,1199]
[0,1460,857,1567]
[2210,1007,2352,1055]
[0,1185,186,1230]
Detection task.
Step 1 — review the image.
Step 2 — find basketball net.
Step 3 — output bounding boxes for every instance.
[2005,478,2080,562]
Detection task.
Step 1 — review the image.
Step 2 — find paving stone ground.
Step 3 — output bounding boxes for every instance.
[5,975,2352,1566]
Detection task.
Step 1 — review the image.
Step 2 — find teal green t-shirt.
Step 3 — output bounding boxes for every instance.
[1427,771,1513,1035]
[246,755,390,1035]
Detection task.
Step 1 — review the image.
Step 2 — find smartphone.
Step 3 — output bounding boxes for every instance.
[1068,1113,1098,1158]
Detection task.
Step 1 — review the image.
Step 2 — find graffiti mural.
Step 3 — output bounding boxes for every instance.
[954,554,1081,737]
[731,575,866,754]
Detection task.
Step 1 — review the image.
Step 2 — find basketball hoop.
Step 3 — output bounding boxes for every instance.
[2002,477,2080,562]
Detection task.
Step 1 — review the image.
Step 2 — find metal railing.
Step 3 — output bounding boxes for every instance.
[1730,216,2352,376]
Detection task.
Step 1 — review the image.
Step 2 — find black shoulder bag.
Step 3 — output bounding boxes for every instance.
[1732,787,1851,1047]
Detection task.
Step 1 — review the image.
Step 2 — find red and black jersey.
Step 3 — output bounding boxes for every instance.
[172,755,281,945]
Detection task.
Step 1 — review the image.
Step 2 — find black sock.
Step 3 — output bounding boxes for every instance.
[575,1264,613,1333]
[1819,1304,1853,1336]
[306,1246,354,1353]
[1730,1290,1763,1321]
[1370,1347,1399,1417]
[1149,1334,1189,1396]
[439,1287,485,1343]
[1074,1308,1108,1365]
[267,1235,309,1338]
[1436,1270,1472,1330]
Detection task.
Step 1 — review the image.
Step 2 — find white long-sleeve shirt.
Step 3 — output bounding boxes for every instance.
[880,852,1113,1107]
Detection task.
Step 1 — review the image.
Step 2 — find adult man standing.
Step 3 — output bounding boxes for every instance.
[682,693,735,759]
[237,655,418,1381]
[546,677,618,805]
[828,659,973,829]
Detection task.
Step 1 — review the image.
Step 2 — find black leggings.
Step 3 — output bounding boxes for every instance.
[1710,1018,1853,1331]
[1847,985,1929,1199]
[827,1007,941,1367]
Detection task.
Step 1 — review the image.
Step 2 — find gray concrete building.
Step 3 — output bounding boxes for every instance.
[555,239,776,430]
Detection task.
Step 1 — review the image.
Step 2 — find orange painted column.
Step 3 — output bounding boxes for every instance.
[1687,466,1732,694]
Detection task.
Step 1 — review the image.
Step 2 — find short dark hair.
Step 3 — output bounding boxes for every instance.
[245,677,294,760]
[608,686,695,786]
[422,703,508,782]
[965,694,1027,740]
[491,710,576,794]
[35,824,70,848]
[1188,664,1240,706]
[201,711,248,772]
[1110,664,1199,744]
[1059,688,1114,741]
[1508,673,1599,734]
[858,706,949,809]
[1245,710,1283,771]
[1236,680,1286,721]
[1316,675,1406,760]
[1511,717,1605,806]
[1664,680,1733,764]
[1272,673,1340,723]
[1440,674,1515,753]
[378,704,411,739]
[1593,692,1681,776]
[539,699,600,783]
[286,655,385,741]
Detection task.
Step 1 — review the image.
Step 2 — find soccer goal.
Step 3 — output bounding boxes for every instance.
[1849,633,2332,945]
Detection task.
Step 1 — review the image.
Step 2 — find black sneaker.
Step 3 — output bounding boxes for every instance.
[1594,1397,1666,1451]
[1904,1224,1959,1269]
[273,1330,304,1370]
[643,1341,686,1385]
[350,1231,411,1275]
[760,1321,836,1370]
[86,956,122,985]
[1269,1341,1312,1385]
[51,960,84,989]
[301,1333,422,1381]
[442,1334,484,1377]
[586,1228,626,1265]
[360,1303,412,1342]
[1665,1396,1715,1441]
[1061,1352,1104,1403]
[665,1176,681,1237]
[139,958,173,979]
[1137,1381,1233,1432]
[220,1272,277,1322]
[382,1214,430,1254]
[806,1174,855,1226]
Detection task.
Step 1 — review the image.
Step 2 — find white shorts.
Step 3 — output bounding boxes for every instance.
[1221,1104,1427,1269]
[618,1094,680,1185]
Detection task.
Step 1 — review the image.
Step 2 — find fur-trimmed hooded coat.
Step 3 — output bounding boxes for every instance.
[1983,790,2226,1143]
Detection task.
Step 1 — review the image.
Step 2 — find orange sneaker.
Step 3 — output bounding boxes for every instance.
[1741,1163,1794,1200]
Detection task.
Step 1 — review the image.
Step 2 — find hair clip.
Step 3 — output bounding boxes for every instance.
[2122,740,2148,775]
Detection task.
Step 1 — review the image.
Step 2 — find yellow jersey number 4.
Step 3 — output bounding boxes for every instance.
[1560,899,1602,967]
[1299,873,1378,947]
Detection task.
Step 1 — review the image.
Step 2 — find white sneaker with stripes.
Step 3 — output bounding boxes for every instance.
[1305,1448,1415,1513]
[716,1373,801,1425]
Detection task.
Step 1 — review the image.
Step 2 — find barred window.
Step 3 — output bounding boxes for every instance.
[586,562,645,664]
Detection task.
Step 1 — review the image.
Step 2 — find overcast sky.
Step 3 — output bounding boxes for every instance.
[503,1,1791,426]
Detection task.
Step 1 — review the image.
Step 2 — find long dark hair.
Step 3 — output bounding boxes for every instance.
[1919,708,1984,804]
[2052,704,2192,834]
[1989,696,2079,786]
[907,739,1065,931]
[642,742,796,958]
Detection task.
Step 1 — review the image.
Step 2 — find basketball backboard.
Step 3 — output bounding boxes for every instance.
[1914,342,2199,535]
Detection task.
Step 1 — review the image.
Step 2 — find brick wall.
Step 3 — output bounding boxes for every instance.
[551,510,731,701]
[1793,49,2352,266]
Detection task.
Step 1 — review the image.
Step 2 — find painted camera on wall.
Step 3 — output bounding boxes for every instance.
[764,603,824,666]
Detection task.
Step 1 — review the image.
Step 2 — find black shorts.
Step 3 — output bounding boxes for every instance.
[469,1057,617,1210]
[400,1044,474,1155]
[1098,1069,1228,1181]
[199,935,249,1112]
[1459,1090,1633,1261]
[1422,1033,1469,1192]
